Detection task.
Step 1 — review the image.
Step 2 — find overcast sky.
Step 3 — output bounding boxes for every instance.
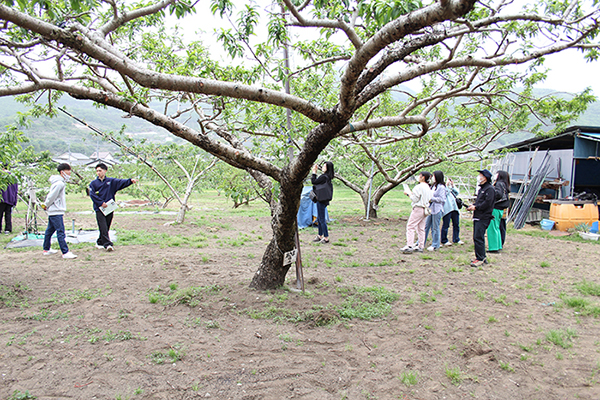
[542,49,599,95]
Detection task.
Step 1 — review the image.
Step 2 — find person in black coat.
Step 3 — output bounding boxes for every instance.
[311,161,334,244]
[467,169,496,267]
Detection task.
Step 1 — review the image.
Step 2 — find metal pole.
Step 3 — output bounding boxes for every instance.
[365,160,374,220]
[281,7,303,292]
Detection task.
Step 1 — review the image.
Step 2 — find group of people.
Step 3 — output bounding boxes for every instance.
[401,168,510,267]
[6,159,510,267]
[41,162,137,259]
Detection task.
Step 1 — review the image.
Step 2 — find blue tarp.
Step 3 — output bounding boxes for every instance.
[297,186,330,229]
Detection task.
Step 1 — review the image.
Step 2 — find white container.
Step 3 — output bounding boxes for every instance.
[579,232,600,241]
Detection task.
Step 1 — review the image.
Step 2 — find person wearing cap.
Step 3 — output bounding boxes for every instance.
[466,169,495,267]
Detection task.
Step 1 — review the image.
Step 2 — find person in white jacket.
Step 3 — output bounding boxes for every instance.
[41,163,77,259]
[401,171,433,254]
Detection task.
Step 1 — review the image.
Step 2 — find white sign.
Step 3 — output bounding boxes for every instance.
[283,249,298,266]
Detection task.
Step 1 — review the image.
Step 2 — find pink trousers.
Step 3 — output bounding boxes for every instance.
[406,206,427,249]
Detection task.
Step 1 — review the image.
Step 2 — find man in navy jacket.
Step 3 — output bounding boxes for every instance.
[466,169,496,267]
[89,163,137,251]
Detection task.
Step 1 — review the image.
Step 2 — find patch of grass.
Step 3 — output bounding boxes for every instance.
[88,329,145,344]
[540,261,551,268]
[494,294,509,306]
[560,295,600,317]
[147,284,224,307]
[499,361,514,372]
[336,286,399,320]
[0,283,30,308]
[148,344,185,364]
[419,292,436,303]
[575,280,600,297]
[8,390,36,399]
[546,328,577,349]
[118,229,208,248]
[25,309,70,321]
[38,287,112,305]
[399,370,419,386]
[445,366,463,385]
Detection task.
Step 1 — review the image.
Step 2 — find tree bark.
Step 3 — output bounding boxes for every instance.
[249,180,302,289]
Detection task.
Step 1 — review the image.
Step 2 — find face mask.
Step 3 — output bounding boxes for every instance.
[477,176,484,185]
[62,172,71,182]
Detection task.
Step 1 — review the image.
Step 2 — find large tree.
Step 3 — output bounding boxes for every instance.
[0,0,599,289]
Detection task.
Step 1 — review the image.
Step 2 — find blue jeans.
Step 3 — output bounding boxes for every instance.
[43,215,69,254]
[316,202,329,238]
[424,212,443,249]
[441,210,460,244]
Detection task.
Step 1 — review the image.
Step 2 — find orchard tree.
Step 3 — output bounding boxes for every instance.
[0,0,599,289]
[329,84,594,218]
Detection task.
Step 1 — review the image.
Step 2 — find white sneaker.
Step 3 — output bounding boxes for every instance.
[401,245,414,254]
[427,246,436,251]
[42,249,58,255]
[62,251,77,259]
[106,245,114,252]
[443,242,453,246]
[95,244,104,250]
[457,240,465,245]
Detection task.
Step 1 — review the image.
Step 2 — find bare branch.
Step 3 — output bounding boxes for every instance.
[281,0,363,49]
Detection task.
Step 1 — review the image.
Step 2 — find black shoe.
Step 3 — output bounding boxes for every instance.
[312,236,322,242]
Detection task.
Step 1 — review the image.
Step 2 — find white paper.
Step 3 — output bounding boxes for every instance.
[403,183,412,195]
[101,199,118,216]
[283,249,298,266]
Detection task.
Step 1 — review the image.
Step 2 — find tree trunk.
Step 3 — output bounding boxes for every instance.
[249,178,302,290]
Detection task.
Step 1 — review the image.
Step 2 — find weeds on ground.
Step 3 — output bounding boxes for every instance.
[559,294,600,317]
[8,390,36,399]
[148,344,185,364]
[399,370,419,386]
[445,366,464,385]
[0,283,30,308]
[38,287,112,305]
[336,286,399,320]
[147,284,224,307]
[546,328,578,349]
[575,280,600,297]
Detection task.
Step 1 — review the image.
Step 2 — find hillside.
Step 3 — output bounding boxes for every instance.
[2,87,599,156]
[0,96,185,156]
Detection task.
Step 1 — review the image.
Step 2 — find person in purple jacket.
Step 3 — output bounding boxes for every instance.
[89,163,137,251]
[0,180,18,234]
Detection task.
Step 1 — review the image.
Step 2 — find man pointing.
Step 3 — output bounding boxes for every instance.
[90,163,137,251]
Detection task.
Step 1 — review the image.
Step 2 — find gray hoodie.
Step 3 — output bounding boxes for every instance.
[44,175,67,216]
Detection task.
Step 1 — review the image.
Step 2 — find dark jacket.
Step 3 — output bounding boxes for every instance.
[311,173,333,206]
[494,181,510,210]
[1,183,18,206]
[89,177,133,212]
[473,181,495,221]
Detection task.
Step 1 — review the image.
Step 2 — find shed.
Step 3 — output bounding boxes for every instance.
[493,126,600,225]
[495,126,600,200]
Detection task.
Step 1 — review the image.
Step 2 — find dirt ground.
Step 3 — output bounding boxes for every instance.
[1,210,600,400]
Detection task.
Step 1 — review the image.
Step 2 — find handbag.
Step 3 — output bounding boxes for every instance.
[449,189,463,209]
[313,180,333,202]
[423,206,431,216]
[309,189,318,202]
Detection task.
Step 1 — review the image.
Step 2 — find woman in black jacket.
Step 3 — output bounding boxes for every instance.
[311,161,334,244]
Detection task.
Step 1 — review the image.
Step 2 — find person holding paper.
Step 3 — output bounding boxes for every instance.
[89,163,137,251]
[401,171,432,254]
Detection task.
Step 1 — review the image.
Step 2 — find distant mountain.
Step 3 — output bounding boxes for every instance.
[0,96,186,156]
[1,86,599,156]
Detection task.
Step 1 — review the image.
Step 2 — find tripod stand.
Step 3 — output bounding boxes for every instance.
[24,177,44,238]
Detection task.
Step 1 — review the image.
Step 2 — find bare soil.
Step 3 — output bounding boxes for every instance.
[1,210,600,400]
